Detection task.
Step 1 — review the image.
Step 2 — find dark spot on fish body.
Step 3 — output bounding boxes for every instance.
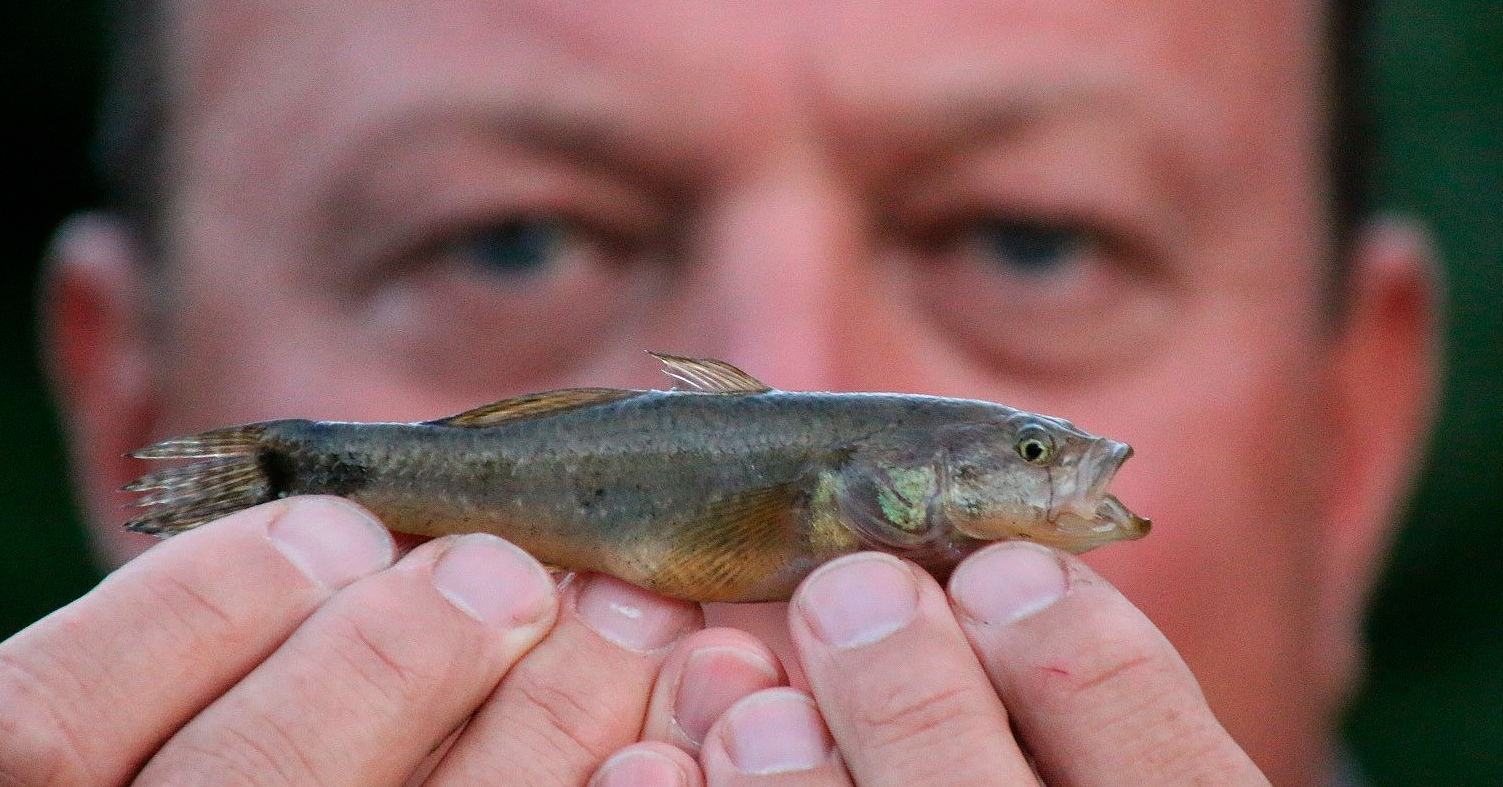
[319,453,374,496]
[262,443,372,499]
[258,448,297,499]
[576,487,608,510]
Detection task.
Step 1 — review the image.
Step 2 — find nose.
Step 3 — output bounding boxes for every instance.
[689,167,872,391]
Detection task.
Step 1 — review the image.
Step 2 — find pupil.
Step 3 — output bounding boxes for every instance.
[1024,441,1042,460]
[980,219,1080,274]
[467,219,563,276]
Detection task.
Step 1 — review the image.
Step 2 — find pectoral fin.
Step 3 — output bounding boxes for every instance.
[426,388,642,427]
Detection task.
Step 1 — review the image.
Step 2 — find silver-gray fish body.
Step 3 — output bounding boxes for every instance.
[125,354,1149,602]
[263,391,1004,599]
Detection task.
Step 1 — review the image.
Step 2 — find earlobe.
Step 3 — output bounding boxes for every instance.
[1316,214,1442,706]
[42,212,162,567]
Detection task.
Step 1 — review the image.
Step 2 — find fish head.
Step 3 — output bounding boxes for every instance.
[938,414,1150,553]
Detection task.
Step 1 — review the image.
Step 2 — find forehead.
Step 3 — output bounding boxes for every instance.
[166,0,1324,172]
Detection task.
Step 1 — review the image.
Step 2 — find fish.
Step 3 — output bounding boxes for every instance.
[123,353,1149,602]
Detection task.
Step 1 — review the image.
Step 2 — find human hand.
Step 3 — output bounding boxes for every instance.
[588,543,1273,786]
[0,495,701,786]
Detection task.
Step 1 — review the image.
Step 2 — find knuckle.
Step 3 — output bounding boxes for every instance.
[135,567,242,648]
[322,616,447,708]
[511,674,619,763]
[1036,636,1167,706]
[0,655,92,787]
[855,679,985,752]
[145,719,319,787]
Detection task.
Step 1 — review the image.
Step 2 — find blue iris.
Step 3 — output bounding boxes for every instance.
[463,219,566,277]
[975,219,1082,275]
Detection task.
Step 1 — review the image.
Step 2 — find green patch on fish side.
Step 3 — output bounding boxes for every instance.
[875,465,939,534]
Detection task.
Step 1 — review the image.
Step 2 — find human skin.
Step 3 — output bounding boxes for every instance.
[13,0,1437,784]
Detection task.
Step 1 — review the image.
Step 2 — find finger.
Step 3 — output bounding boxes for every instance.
[787,552,1036,787]
[699,688,851,787]
[423,573,701,785]
[589,742,705,787]
[642,628,785,753]
[948,542,1269,786]
[137,532,557,786]
[0,496,393,786]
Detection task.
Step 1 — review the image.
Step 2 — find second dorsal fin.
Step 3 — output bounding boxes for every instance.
[648,352,774,394]
[425,387,642,427]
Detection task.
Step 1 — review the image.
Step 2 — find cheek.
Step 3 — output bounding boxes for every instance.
[159,278,486,431]
[1076,340,1330,757]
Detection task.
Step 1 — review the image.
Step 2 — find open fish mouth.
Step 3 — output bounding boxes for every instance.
[1091,493,1151,538]
[1048,439,1150,539]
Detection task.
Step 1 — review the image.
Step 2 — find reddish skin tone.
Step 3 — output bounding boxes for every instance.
[14,0,1437,785]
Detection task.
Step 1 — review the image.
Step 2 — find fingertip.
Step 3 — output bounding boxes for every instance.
[572,573,702,652]
[948,541,1070,626]
[645,628,786,752]
[791,552,919,649]
[703,688,836,777]
[266,496,395,589]
[425,533,558,631]
[590,743,703,787]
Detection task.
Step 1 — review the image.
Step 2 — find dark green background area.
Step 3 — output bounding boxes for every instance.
[2,2,1498,784]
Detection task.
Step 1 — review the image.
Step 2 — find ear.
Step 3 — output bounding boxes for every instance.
[1315,215,1442,705]
[41,212,164,567]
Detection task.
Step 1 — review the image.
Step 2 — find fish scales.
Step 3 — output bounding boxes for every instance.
[125,354,1149,601]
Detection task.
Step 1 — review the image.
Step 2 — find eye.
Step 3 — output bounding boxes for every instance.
[1016,432,1055,464]
[967,217,1091,276]
[446,217,580,279]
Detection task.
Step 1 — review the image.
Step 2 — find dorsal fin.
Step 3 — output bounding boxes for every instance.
[425,387,642,427]
[648,352,774,394]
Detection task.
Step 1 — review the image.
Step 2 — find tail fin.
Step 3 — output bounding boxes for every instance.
[123,424,277,536]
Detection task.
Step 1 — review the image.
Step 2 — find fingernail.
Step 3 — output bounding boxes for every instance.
[723,689,833,774]
[673,646,782,745]
[431,534,553,626]
[590,749,687,787]
[950,542,1068,625]
[797,553,917,648]
[576,574,697,651]
[269,497,393,588]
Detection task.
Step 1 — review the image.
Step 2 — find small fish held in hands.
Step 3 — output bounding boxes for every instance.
[124,353,1149,602]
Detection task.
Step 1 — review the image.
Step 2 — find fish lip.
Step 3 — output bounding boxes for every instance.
[1096,493,1152,538]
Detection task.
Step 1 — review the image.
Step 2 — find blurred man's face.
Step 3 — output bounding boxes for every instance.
[48,0,1437,784]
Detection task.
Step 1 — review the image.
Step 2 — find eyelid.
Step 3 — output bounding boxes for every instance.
[1017,426,1054,447]
[901,204,1162,280]
[335,199,669,306]
[886,143,1187,280]
[314,143,676,296]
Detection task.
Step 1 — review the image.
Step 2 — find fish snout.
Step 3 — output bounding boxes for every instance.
[1047,438,1135,524]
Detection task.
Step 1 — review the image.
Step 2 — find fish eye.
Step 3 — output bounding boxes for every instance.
[1016,432,1055,464]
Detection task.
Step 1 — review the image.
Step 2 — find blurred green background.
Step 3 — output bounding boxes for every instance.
[2,1,1498,783]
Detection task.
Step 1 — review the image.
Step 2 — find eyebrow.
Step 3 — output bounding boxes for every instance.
[331,98,716,202]
[315,68,1220,257]
[309,99,697,277]
[826,74,1222,207]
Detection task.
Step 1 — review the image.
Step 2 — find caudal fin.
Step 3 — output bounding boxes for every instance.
[123,424,277,536]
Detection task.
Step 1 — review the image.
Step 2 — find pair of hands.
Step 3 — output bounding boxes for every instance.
[0,496,1270,786]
